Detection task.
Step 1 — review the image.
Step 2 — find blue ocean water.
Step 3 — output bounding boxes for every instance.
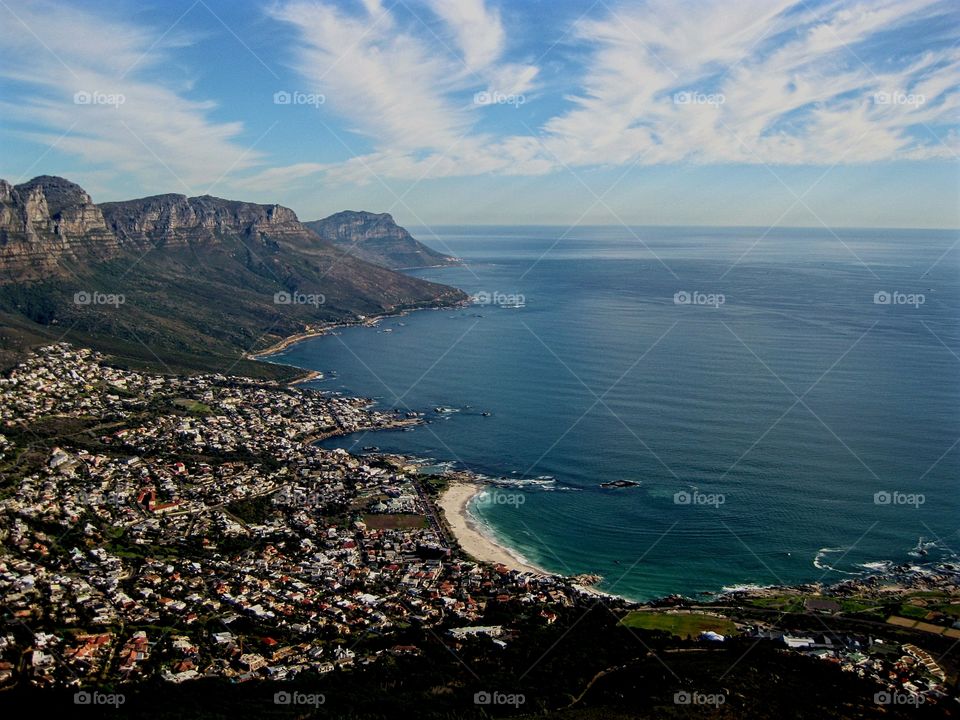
[272,226,960,601]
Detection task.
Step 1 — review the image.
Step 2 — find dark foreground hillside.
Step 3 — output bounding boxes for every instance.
[2,603,954,719]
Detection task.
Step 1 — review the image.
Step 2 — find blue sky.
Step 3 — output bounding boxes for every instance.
[1,0,958,228]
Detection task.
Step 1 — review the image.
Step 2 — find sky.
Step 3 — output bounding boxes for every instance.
[0,0,958,228]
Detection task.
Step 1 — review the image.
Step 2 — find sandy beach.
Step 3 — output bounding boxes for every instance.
[438,481,546,575]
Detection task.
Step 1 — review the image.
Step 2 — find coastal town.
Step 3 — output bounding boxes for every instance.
[0,344,957,714]
[0,344,587,691]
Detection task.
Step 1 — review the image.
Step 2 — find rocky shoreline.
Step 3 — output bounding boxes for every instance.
[248,302,469,362]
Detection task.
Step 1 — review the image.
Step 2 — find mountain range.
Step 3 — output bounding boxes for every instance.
[0,176,466,378]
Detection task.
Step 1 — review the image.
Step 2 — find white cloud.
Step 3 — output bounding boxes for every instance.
[271,0,474,151]
[484,62,539,97]
[272,0,958,186]
[228,162,330,192]
[3,0,956,200]
[423,0,505,72]
[0,1,262,192]
[540,0,960,168]
[261,0,546,188]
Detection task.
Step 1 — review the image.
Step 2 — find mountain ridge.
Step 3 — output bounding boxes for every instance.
[0,176,466,378]
[305,210,460,270]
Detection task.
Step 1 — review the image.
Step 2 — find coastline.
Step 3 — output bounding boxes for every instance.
[434,479,622,600]
[242,301,575,584]
[247,316,386,360]
[437,480,547,576]
[247,301,468,362]
[252,301,958,606]
[242,299,569,583]
[250,327,333,360]
[289,370,323,385]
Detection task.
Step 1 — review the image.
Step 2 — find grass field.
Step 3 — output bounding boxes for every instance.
[362,514,428,530]
[748,595,806,613]
[898,603,932,620]
[941,604,960,617]
[172,398,213,416]
[619,611,737,639]
[839,599,885,616]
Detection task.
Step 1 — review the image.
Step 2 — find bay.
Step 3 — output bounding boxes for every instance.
[272,226,959,601]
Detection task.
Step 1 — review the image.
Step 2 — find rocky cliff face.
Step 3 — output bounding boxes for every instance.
[0,179,459,281]
[0,177,339,280]
[0,176,467,375]
[0,176,118,281]
[305,211,459,269]
[100,194,306,251]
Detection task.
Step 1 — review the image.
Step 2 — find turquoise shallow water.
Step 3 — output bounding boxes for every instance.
[272,226,960,601]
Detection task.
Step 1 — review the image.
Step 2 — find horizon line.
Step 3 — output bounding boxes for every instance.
[405,223,960,232]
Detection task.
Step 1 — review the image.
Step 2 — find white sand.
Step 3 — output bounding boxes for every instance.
[438,481,546,575]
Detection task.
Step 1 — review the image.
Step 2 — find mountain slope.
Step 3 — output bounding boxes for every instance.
[305,211,459,269]
[0,177,466,378]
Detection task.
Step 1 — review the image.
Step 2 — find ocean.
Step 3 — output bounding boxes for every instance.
[271,226,959,601]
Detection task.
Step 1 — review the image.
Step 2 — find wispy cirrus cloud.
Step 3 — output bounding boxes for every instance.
[423,0,505,72]
[264,0,959,187]
[422,0,539,95]
[270,0,470,152]
[541,0,959,167]
[268,0,538,155]
[0,0,261,192]
[1,0,957,205]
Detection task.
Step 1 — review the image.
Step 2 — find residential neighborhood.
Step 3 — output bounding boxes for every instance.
[0,345,955,716]
[0,344,587,689]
